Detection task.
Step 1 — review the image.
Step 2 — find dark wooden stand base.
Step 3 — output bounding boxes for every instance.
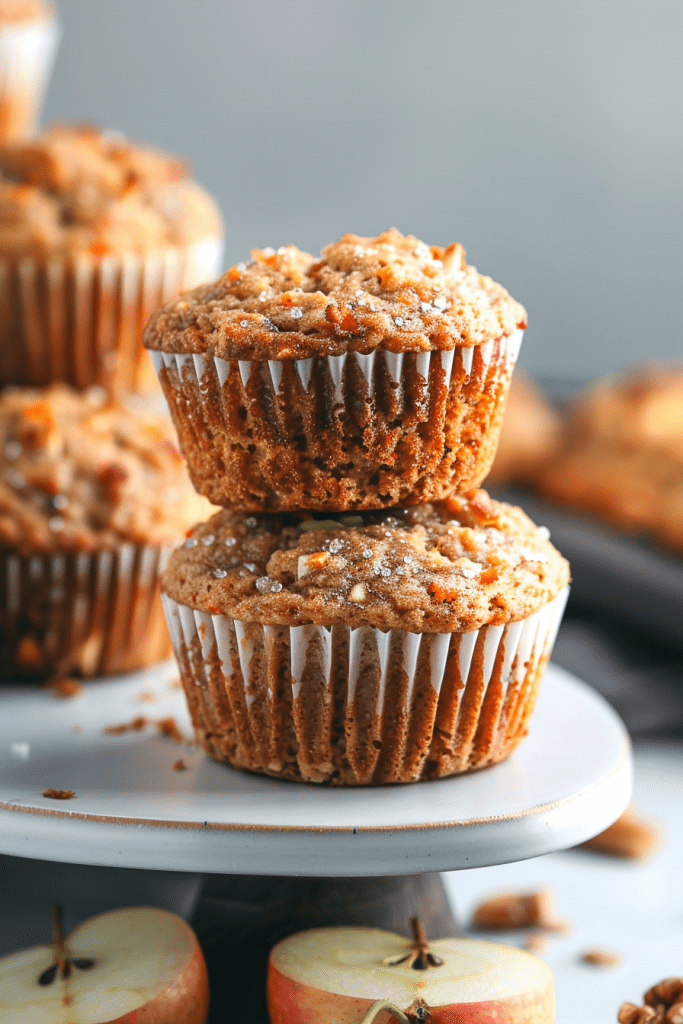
[193,873,458,1024]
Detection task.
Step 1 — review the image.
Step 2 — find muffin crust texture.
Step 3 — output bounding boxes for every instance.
[0,123,222,257]
[164,489,569,634]
[144,228,527,360]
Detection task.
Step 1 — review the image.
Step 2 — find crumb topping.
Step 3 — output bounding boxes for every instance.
[144,228,527,360]
[0,384,213,553]
[0,124,222,257]
[163,489,568,632]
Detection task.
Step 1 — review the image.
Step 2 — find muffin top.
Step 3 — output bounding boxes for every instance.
[144,228,527,360]
[163,489,569,632]
[0,384,214,554]
[0,0,52,22]
[0,124,223,258]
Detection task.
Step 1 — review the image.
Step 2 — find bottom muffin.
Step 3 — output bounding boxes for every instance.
[0,384,213,678]
[161,490,570,785]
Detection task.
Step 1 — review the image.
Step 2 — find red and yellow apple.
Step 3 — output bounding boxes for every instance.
[268,926,554,1024]
[0,905,209,1023]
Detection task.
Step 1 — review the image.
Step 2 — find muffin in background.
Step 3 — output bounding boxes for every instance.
[144,229,526,512]
[162,489,569,784]
[0,123,223,394]
[0,383,214,679]
[486,373,561,486]
[0,0,59,144]
[537,365,683,555]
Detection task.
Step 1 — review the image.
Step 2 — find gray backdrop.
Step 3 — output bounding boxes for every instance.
[43,0,682,384]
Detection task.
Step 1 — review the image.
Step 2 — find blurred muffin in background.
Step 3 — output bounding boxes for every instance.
[537,366,683,555]
[0,0,59,143]
[486,373,561,486]
[0,123,223,395]
[0,383,214,679]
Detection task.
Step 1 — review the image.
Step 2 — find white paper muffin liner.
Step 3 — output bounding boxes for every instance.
[0,237,224,395]
[0,17,60,141]
[149,328,523,511]
[0,543,173,679]
[161,582,568,785]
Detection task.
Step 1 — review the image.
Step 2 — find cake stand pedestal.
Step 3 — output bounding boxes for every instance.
[0,663,632,1023]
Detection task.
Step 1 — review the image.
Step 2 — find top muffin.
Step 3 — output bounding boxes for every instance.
[144,228,526,360]
[0,123,223,258]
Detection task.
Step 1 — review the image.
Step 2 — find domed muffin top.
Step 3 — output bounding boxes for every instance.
[144,228,527,360]
[163,489,568,633]
[0,123,222,257]
[0,384,214,553]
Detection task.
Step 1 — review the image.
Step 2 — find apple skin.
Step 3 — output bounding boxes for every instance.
[268,965,553,1024]
[115,944,209,1024]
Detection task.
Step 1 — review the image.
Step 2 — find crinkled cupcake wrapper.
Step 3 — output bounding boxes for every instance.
[0,17,60,141]
[162,584,568,785]
[0,237,223,394]
[0,543,173,679]
[149,328,523,511]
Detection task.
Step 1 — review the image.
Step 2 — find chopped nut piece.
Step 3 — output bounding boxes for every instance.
[156,716,184,743]
[581,949,622,968]
[42,788,75,800]
[297,550,330,578]
[580,805,662,860]
[348,583,367,604]
[471,887,568,932]
[619,980,683,1024]
[103,716,148,735]
[173,759,188,771]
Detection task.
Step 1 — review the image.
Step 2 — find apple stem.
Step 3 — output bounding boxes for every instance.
[360,999,411,1024]
[52,904,66,949]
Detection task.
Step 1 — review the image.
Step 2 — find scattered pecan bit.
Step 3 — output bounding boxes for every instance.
[103,715,148,735]
[580,805,662,860]
[156,716,184,743]
[471,887,568,932]
[581,949,622,968]
[42,677,83,699]
[523,931,549,953]
[173,759,188,771]
[42,788,75,800]
[619,980,683,1024]
[136,690,157,703]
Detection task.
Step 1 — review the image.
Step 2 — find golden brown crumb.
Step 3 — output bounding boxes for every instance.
[42,677,83,698]
[136,690,157,703]
[156,717,184,743]
[580,806,662,860]
[581,949,622,968]
[42,788,75,800]
[471,887,569,932]
[103,716,147,735]
[173,758,188,771]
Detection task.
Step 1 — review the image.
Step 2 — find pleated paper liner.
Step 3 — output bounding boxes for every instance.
[149,328,523,512]
[0,237,223,396]
[162,584,568,785]
[0,543,173,679]
[0,16,60,143]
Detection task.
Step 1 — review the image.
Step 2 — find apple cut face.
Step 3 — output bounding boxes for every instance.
[268,927,554,1024]
[0,906,206,1024]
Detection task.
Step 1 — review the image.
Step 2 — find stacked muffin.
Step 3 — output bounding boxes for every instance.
[145,229,570,784]
[0,125,223,680]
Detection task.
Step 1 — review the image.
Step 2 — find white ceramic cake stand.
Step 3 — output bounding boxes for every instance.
[0,662,631,1022]
[0,662,631,875]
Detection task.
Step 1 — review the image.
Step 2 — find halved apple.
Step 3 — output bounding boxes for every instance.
[268,925,554,1024]
[0,906,209,1024]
